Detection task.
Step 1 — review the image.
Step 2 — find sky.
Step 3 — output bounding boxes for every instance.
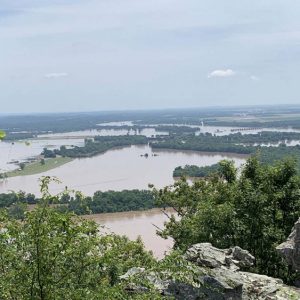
[0,0,300,113]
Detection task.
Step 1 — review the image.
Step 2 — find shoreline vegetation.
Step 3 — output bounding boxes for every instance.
[5,157,73,178]
[1,155,298,219]
[0,189,157,219]
[173,164,220,178]
[42,135,148,158]
[2,132,300,179]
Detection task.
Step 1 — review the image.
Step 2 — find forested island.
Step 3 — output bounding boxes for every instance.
[152,134,300,172]
[42,135,148,158]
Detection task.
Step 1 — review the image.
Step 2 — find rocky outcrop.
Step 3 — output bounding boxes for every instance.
[185,243,255,271]
[276,218,300,271]
[122,243,300,299]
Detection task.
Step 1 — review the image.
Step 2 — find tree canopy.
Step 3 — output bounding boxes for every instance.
[0,178,158,299]
[153,156,300,282]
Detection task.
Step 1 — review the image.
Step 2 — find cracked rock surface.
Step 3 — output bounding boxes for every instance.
[122,242,300,299]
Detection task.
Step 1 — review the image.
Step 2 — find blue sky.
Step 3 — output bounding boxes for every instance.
[0,0,300,113]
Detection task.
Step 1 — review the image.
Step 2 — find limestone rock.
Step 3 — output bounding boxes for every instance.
[121,243,300,299]
[276,218,300,271]
[120,267,145,280]
[185,243,255,271]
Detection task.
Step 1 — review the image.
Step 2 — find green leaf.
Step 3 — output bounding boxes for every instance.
[0,130,6,140]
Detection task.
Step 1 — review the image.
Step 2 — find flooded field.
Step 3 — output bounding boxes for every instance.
[37,128,168,139]
[0,139,84,172]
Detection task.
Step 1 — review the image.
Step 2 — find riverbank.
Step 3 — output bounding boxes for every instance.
[6,157,73,178]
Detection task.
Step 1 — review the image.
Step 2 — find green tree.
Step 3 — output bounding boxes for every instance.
[0,177,156,299]
[0,130,6,140]
[153,157,300,282]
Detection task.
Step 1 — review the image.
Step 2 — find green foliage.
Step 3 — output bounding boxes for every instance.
[153,156,300,282]
[0,192,36,208]
[173,164,219,178]
[0,190,157,217]
[0,130,6,140]
[68,190,156,215]
[0,179,159,299]
[7,202,27,220]
[218,160,237,183]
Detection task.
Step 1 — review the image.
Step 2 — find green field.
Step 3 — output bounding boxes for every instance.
[7,157,73,178]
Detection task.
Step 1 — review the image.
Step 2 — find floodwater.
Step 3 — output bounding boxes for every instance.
[0,128,168,172]
[0,139,84,172]
[199,125,300,136]
[252,140,300,147]
[142,123,300,136]
[38,128,168,139]
[0,145,246,195]
[85,208,176,259]
[97,121,134,127]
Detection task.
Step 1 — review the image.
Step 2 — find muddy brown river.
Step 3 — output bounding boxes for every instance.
[84,208,175,259]
[0,145,247,195]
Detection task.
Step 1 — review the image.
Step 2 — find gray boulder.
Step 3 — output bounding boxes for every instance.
[121,243,300,299]
[276,218,300,271]
[185,243,255,271]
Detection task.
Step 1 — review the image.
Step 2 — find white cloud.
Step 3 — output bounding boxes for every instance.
[250,75,259,81]
[208,69,236,78]
[44,72,68,78]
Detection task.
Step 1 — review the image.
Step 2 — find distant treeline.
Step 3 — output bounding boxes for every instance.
[151,132,300,160]
[152,131,300,152]
[173,145,300,177]
[43,135,148,158]
[0,109,234,135]
[0,189,156,219]
[205,119,300,130]
[4,132,36,141]
[173,164,219,178]
[63,190,156,215]
[0,192,37,208]
[219,131,300,144]
[151,133,255,154]
[97,124,198,133]
[2,106,300,137]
